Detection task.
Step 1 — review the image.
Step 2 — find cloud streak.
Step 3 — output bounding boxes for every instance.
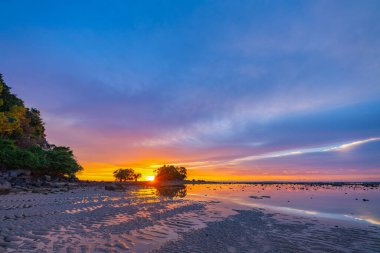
[178,137,380,169]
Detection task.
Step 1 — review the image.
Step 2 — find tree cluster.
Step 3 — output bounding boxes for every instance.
[0,74,82,178]
[155,165,187,181]
[113,168,142,182]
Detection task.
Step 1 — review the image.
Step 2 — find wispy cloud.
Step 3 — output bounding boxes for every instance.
[179,137,380,169]
[324,138,380,152]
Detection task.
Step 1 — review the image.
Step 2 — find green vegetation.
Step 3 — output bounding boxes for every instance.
[0,74,82,178]
[155,165,187,181]
[0,75,46,147]
[113,168,141,182]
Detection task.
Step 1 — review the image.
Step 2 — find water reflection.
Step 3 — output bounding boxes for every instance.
[156,185,187,199]
[185,183,380,226]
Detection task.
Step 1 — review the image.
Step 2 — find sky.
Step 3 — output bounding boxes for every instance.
[0,0,379,181]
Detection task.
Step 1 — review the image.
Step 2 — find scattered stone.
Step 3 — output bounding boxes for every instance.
[249,195,271,199]
[0,179,11,194]
[105,184,125,191]
[7,169,31,178]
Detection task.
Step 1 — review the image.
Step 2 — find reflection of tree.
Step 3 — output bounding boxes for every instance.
[156,185,187,199]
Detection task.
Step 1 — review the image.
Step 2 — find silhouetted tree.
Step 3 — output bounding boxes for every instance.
[155,165,187,181]
[133,172,142,182]
[113,168,135,182]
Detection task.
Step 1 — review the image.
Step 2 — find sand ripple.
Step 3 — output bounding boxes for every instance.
[0,186,208,252]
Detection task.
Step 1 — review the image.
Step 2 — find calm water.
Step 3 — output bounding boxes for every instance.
[155,183,380,226]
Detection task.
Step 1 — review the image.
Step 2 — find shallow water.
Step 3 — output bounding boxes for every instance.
[183,183,380,225]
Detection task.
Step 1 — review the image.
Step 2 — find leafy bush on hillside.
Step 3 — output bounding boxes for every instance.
[0,74,82,178]
[0,139,82,178]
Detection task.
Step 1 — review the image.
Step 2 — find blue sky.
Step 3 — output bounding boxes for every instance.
[1,0,379,180]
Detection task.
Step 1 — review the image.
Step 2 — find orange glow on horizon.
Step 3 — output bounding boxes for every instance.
[76,161,380,182]
[146,175,155,181]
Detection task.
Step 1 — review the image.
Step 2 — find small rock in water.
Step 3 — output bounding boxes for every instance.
[249,195,271,199]
[249,196,261,199]
[3,236,21,242]
[105,184,125,191]
[362,198,369,202]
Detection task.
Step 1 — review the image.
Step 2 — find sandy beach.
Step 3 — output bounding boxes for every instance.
[0,183,379,252]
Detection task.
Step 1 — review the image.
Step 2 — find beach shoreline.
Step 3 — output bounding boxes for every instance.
[0,183,379,252]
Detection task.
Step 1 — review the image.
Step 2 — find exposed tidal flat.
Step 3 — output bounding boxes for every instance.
[0,183,379,252]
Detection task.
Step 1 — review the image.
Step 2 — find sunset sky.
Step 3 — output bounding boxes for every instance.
[1,0,379,181]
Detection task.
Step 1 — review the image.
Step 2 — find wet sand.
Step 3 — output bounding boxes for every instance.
[0,183,379,252]
[154,210,380,253]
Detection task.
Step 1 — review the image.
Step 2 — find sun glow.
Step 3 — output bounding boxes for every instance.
[146,175,155,181]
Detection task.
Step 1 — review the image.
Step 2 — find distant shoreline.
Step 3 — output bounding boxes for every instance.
[2,179,377,195]
[79,180,380,187]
